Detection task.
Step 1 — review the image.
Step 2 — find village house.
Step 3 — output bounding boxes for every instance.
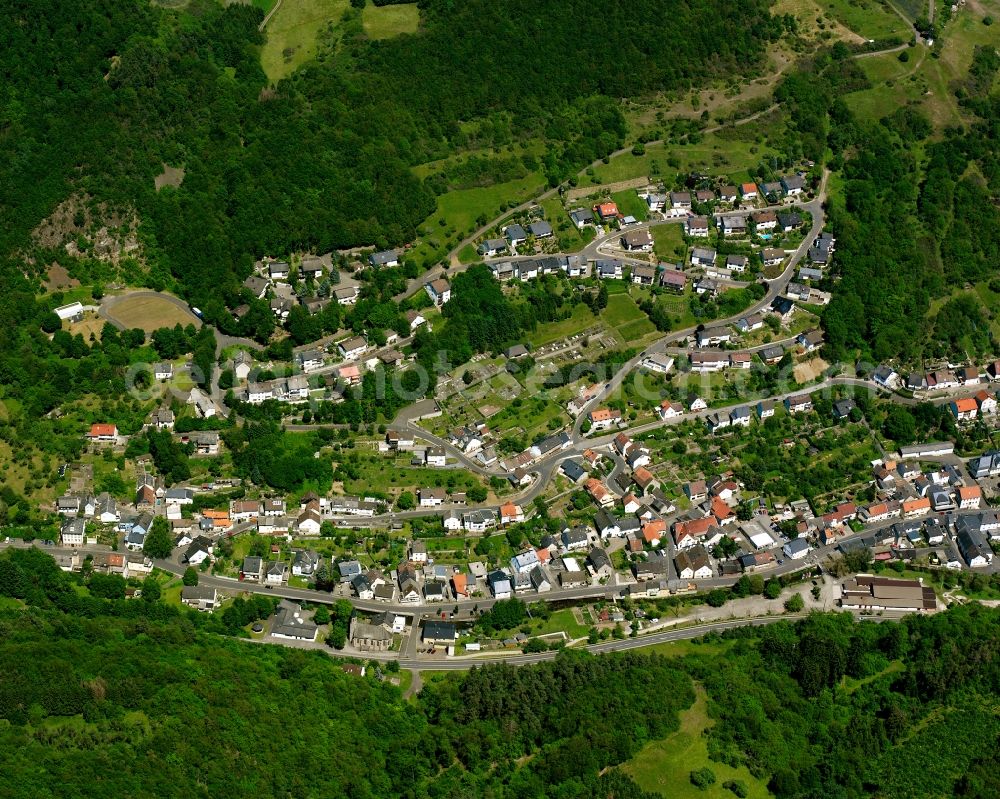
[621,229,653,251]
[338,336,368,361]
[685,216,710,237]
[784,394,812,414]
[425,278,451,307]
[659,400,684,420]
[594,201,620,222]
[478,238,509,257]
[720,215,747,237]
[690,247,717,268]
[719,186,739,203]
[752,210,778,231]
[950,397,978,422]
[631,264,657,285]
[588,407,622,431]
[334,286,359,305]
[181,585,218,612]
[760,247,785,266]
[675,546,713,580]
[570,208,595,229]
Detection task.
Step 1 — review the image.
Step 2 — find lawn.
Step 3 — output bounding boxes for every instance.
[529,608,591,640]
[421,171,547,246]
[611,189,650,221]
[456,243,479,264]
[651,223,687,262]
[624,685,772,799]
[361,2,420,40]
[260,0,349,83]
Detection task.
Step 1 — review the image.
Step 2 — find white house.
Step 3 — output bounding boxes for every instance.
[425,278,451,307]
[783,538,810,560]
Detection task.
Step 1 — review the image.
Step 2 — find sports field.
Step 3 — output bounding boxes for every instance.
[103,294,201,333]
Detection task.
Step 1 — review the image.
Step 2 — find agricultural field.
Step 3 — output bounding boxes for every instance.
[361,2,420,40]
[101,293,201,333]
[625,686,771,799]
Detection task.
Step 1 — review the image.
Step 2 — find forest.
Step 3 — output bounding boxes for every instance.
[0,547,998,798]
[819,53,1000,363]
[0,0,780,313]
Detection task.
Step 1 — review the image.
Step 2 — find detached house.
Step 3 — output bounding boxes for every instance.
[370,249,399,268]
[720,216,747,237]
[478,238,509,257]
[690,247,716,268]
[425,278,451,307]
[784,394,812,414]
[950,397,978,422]
[622,230,653,251]
[88,423,118,443]
[588,407,622,431]
[685,216,710,237]
[781,175,805,196]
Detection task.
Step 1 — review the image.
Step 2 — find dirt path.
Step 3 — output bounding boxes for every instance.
[404,669,422,698]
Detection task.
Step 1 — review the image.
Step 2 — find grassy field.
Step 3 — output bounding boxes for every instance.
[336,452,488,498]
[540,196,590,252]
[435,172,545,231]
[604,293,646,327]
[651,223,687,262]
[820,0,911,39]
[103,294,201,333]
[624,685,772,799]
[260,0,349,83]
[580,134,777,189]
[362,2,420,39]
[846,4,1000,127]
[604,293,657,342]
[525,303,600,348]
[611,189,650,221]
[528,608,591,640]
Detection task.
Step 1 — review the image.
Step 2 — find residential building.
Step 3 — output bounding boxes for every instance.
[181,586,218,612]
[425,278,451,307]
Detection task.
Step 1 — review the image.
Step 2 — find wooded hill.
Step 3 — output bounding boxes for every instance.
[0,0,781,312]
[0,547,998,798]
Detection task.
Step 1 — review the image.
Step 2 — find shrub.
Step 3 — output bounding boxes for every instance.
[690,767,716,790]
